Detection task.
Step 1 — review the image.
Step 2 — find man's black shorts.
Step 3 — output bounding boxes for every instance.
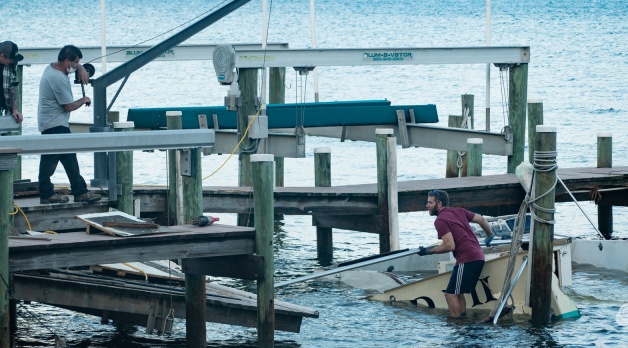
[444,260,485,295]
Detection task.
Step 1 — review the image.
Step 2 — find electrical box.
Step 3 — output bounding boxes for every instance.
[248,115,268,139]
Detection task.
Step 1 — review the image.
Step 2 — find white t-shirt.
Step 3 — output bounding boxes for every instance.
[38,64,74,132]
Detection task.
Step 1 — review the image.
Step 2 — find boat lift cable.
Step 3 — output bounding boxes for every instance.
[556,175,605,239]
[85,0,231,65]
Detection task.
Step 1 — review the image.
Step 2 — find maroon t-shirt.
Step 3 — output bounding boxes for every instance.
[434,207,485,264]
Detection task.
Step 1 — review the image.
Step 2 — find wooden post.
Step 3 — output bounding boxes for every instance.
[237,68,258,227]
[1,148,20,348]
[376,129,391,253]
[386,137,399,251]
[466,138,483,177]
[167,111,183,225]
[461,94,474,130]
[113,122,134,215]
[597,132,613,239]
[527,99,543,164]
[314,147,333,258]
[530,125,556,325]
[507,64,529,174]
[11,66,23,181]
[270,67,286,220]
[166,114,205,347]
[446,115,465,178]
[251,154,275,347]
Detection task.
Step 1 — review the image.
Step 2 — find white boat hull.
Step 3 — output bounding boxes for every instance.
[571,239,628,272]
[368,252,580,319]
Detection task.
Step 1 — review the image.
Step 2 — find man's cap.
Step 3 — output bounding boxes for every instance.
[0,41,24,62]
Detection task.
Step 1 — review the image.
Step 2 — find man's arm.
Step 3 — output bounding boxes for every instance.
[427,232,455,254]
[63,96,92,112]
[9,86,23,123]
[471,214,492,237]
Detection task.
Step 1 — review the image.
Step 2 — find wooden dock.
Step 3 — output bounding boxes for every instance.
[11,166,628,234]
[8,219,318,333]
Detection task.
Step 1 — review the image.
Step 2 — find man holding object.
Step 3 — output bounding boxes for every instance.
[37,45,100,204]
[419,189,493,317]
[0,40,24,124]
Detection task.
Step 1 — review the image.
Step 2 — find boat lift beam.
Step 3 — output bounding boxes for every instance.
[17,43,289,66]
[212,131,304,158]
[232,46,530,68]
[280,123,512,156]
[0,129,214,155]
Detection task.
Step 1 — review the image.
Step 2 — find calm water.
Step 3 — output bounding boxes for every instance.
[5,0,628,346]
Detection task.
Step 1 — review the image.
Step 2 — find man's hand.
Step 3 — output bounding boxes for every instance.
[12,110,23,124]
[77,64,90,85]
[418,246,435,256]
[485,234,494,247]
[83,97,91,107]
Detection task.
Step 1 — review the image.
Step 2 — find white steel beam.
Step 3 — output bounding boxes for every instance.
[1,129,214,155]
[287,125,512,156]
[18,43,289,65]
[234,46,530,68]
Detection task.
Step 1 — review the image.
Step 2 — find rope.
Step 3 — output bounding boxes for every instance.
[456,106,471,169]
[9,204,32,231]
[488,150,558,322]
[556,176,605,239]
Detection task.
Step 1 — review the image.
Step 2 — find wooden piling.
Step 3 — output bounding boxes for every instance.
[530,125,556,325]
[237,68,258,227]
[113,122,134,215]
[167,112,183,225]
[314,147,333,258]
[1,148,20,348]
[386,137,399,251]
[11,66,23,181]
[527,99,543,164]
[270,67,286,220]
[507,64,529,174]
[461,94,474,130]
[376,129,399,253]
[446,115,465,178]
[466,138,483,177]
[166,113,206,347]
[251,154,275,347]
[597,132,613,239]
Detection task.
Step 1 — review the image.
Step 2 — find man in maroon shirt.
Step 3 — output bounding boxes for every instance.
[419,189,493,317]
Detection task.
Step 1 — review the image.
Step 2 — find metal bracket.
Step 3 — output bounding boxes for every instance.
[179,149,196,177]
[494,63,516,71]
[224,94,242,111]
[294,66,315,75]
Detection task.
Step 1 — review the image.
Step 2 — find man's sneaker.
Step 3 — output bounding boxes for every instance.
[40,194,69,204]
[74,192,102,203]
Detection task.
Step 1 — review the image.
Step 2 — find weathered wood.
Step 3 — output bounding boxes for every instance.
[446,115,464,178]
[530,125,556,325]
[251,154,275,347]
[114,122,134,215]
[597,132,613,238]
[185,273,206,348]
[314,148,333,258]
[11,65,23,181]
[395,110,409,148]
[507,64,528,174]
[270,67,286,191]
[312,214,383,234]
[1,169,12,347]
[237,68,258,227]
[102,221,159,229]
[167,112,183,225]
[466,138,483,177]
[376,129,393,253]
[1,149,19,348]
[12,273,315,333]
[8,225,255,272]
[182,254,264,280]
[527,100,543,164]
[386,137,399,251]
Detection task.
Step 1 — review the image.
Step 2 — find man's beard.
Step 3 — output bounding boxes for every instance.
[429,205,439,216]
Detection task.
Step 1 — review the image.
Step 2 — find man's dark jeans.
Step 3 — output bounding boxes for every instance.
[38,125,89,199]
